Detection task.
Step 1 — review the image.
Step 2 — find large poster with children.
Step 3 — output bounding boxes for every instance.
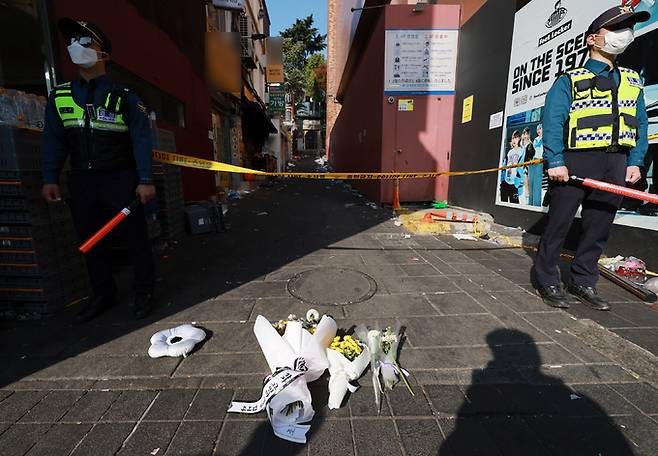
[497,0,658,231]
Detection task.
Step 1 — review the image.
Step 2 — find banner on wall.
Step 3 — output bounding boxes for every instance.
[496,0,658,231]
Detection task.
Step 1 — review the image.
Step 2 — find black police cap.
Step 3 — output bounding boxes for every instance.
[586,5,650,36]
[58,18,112,54]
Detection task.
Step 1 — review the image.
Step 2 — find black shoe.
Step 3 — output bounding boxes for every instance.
[567,284,610,311]
[537,285,570,308]
[638,204,658,216]
[75,295,116,323]
[133,292,154,320]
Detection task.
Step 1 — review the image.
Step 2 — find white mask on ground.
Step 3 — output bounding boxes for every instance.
[67,42,99,68]
[597,28,635,55]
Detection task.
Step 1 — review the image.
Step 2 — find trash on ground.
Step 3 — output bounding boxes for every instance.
[600,256,647,283]
[569,394,581,400]
[453,234,478,241]
[402,234,411,239]
[150,449,160,456]
[394,220,403,227]
[432,201,448,209]
[344,203,356,208]
[366,202,378,209]
[645,277,658,293]
[148,324,206,358]
[256,212,269,216]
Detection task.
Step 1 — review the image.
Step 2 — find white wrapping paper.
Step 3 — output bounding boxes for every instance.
[326,345,370,409]
[228,314,337,443]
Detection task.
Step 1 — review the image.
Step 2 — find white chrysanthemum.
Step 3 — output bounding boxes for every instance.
[306,309,320,322]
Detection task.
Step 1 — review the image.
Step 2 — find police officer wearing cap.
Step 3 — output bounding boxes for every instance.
[534,6,650,311]
[42,19,156,322]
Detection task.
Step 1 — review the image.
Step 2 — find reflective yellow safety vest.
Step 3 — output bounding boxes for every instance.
[53,82,129,133]
[52,82,135,171]
[565,66,642,150]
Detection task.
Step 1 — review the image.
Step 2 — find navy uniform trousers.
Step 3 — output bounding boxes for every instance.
[534,149,627,288]
[69,168,155,299]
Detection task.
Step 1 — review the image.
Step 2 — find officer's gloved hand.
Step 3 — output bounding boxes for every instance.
[547,166,570,183]
[136,184,156,205]
[42,184,62,202]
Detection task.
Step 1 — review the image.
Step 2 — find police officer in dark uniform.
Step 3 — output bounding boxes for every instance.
[42,19,156,322]
[534,6,650,311]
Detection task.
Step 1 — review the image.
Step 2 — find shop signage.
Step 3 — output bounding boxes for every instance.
[267,64,284,83]
[268,87,286,116]
[212,0,244,11]
[496,0,658,231]
[489,111,503,130]
[384,29,459,95]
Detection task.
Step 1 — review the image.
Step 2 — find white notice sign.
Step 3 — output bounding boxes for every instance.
[489,111,503,130]
[384,29,459,95]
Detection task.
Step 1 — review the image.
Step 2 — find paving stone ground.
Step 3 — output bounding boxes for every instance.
[2,159,658,455]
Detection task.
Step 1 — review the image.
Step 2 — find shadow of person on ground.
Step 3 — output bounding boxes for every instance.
[439,329,634,455]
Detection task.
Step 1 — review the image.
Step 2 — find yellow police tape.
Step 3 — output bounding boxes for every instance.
[152,149,544,180]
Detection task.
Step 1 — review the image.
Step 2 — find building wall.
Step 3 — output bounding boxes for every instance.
[330,10,385,201]
[380,5,460,203]
[54,0,216,201]
[244,0,268,101]
[326,0,365,156]
[330,4,461,203]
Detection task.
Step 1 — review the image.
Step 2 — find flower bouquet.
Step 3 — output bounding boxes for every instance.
[326,334,370,409]
[228,310,336,443]
[355,323,414,412]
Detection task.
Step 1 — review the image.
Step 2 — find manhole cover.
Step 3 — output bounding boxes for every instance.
[287,267,377,306]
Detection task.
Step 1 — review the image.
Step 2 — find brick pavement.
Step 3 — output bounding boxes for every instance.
[2,171,658,455]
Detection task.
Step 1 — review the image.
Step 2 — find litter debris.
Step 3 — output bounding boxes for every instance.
[600,256,647,283]
[227,190,249,200]
[432,201,448,209]
[148,325,206,358]
[256,212,269,216]
[344,203,356,208]
[646,277,658,293]
[150,449,160,456]
[453,234,478,241]
[366,202,378,209]
[402,234,411,239]
[569,394,581,400]
[394,220,403,227]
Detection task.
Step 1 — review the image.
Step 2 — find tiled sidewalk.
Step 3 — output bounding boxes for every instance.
[2,173,658,455]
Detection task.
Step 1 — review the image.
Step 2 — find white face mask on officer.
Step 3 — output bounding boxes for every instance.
[67,41,100,68]
[596,28,635,55]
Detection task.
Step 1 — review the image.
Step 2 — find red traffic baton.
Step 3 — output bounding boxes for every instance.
[79,199,141,254]
[570,176,658,205]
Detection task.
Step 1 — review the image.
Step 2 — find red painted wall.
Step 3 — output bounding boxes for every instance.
[381,4,460,203]
[330,4,460,203]
[53,1,215,201]
[329,12,386,202]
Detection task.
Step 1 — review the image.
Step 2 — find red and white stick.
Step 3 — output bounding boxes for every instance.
[79,199,141,254]
[570,176,658,205]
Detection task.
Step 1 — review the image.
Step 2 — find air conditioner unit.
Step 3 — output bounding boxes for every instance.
[239,14,254,60]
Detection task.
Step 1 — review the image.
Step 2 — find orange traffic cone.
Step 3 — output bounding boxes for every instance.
[392,179,401,210]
